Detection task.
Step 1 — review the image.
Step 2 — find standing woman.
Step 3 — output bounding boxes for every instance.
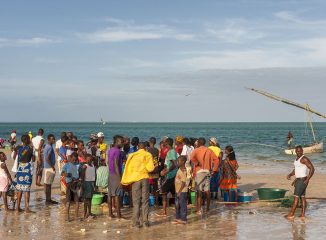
[0,152,13,211]
[14,134,35,213]
[220,146,239,202]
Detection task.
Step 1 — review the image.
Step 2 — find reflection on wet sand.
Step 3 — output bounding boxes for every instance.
[1,196,326,240]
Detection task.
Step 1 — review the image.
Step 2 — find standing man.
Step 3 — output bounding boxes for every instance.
[9,130,17,151]
[43,134,58,204]
[97,132,108,162]
[32,128,45,186]
[107,135,124,218]
[156,137,178,217]
[287,131,294,148]
[286,145,315,220]
[55,132,67,172]
[190,137,220,214]
[121,142,154,228]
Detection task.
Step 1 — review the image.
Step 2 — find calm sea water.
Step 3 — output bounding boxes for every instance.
[1,122,325,165]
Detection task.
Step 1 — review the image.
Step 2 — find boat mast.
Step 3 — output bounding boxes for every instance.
[248,88,326,119]
[306,104,317,143]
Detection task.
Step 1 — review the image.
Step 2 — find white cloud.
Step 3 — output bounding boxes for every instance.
[79,18,194,43]
[274,11,300,22]
[205,20,264,43]
[175,40,326,70]
[176,50,292,70]
[0,37,58,47]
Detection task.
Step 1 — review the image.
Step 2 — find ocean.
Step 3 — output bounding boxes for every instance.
[1,122,325,165]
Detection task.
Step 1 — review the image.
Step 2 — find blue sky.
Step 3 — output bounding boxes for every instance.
[1,0,326,122]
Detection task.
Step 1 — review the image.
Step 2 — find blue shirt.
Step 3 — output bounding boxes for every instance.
[129,146,138,154]
[62,162,79,183]
[59,146,67,160]
[43,144,55,168]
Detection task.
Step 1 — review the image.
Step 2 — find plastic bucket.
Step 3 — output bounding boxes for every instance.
[91,194,104,205]
[149,195,155,206]
[257,188,287,200]
[190,192,196,204]
[223,189,240,202]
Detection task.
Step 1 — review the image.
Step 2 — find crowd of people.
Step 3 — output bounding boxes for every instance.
[1,128,241,226]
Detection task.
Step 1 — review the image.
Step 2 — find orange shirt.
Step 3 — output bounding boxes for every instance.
[190,146,220,175]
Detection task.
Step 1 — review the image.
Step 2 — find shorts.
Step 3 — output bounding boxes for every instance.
[108,174,123,197]
[195,172,210,192]
[83,181,95,199]
[44,168,55,185]
[160,177,175,195]
[66,181,80,202]
[294,178,307,197]
[36,162,43,177]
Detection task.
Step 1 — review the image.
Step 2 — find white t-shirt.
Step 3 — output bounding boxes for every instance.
[181,145,194,162]
[11,133,16,139]
[85,164,96,181]
[55,140,63,161]
[55,140,62,149]
[32,135,44,150]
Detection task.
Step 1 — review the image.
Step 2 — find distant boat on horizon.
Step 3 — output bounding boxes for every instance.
[101,118,107,125]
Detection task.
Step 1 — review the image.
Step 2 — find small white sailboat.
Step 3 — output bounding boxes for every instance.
[249,88,325,155]
[101,118,106,125]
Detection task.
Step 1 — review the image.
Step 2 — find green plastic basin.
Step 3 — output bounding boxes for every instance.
[257,188,287,200]
[91,194,104,205]
[190,192,196,204]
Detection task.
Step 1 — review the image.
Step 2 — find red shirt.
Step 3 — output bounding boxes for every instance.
[160,147,169,160]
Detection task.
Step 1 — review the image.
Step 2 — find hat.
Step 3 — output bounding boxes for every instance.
[97,132,105,138]
[89,134,98,140]
[12,130,16,133]
[209,137,218,145]
[175,135,184,143]
[28,131,32,134]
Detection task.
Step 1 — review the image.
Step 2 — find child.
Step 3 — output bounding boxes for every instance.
[61,152,80,221]
[59,136,69,194]
[80,154,96,220]
[172,155,188,224]
[96,159,109,192]
[0,152,13,211]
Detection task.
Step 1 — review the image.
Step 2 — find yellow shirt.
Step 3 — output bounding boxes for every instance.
[208,146,221,158]
[99,143,108,160]
[121,149,155,185]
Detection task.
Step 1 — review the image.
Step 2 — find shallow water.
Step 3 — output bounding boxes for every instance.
[1,122,326,166]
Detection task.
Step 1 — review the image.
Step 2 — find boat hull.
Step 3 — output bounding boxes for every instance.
[284,142,323,155]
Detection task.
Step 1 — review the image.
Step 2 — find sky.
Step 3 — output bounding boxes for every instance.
[1,0,326,122]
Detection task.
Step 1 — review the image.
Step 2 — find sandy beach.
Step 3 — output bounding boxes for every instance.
[1,149,326,240]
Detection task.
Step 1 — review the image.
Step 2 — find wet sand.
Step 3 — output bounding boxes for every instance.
[1,149,326,240]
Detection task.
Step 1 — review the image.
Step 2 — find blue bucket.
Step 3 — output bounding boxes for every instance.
[149,195,155,206]
[223,189,240,202]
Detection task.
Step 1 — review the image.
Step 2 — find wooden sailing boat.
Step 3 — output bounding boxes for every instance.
[248,88,325,155]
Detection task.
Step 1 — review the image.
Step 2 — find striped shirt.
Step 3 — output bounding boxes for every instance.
[96,166,109,188]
